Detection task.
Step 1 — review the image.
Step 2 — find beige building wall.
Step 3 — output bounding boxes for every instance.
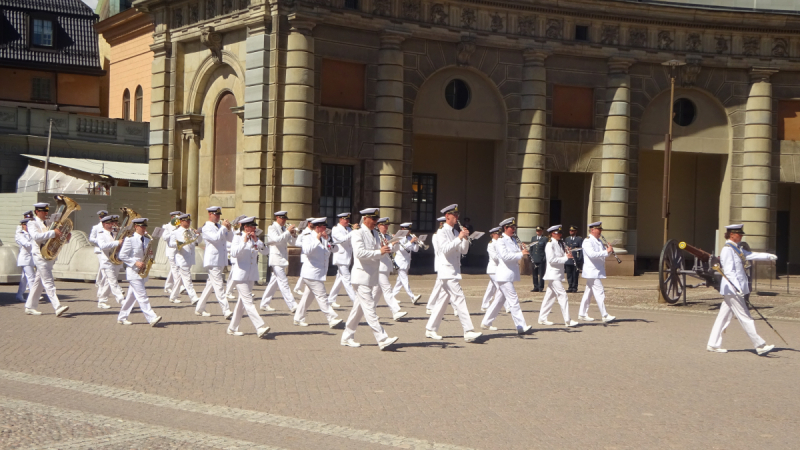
[107,31,154,120]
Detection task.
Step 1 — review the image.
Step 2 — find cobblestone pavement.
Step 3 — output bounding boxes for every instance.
[1,274,799,449]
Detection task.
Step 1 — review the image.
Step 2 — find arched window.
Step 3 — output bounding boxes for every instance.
[213,92,238,193]
[134,86,143,122]
[122,89,130,120]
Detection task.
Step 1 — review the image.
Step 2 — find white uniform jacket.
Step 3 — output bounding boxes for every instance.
[494,234,523,283]
[89,222,103,254]
[485,240,498,275]
[170,226,202,267]
[162,223,177,258]
[581,235,609,279]
[436,223,469,280]
[330,224,353,266]
[28,217,55,260]
[201,221,233,268]
[95,229,121,270]
[543,239,569,281]
[378,233,398,274]
[719,241,774,296]
[297,227,313,263]
[351,227,384,286]
[395,236,418,271]
[230,234,268,282]
[301,233,336,282]
[432,230,441,273]
[119,233,150,280]
[15,226,33,267]
[267,222,295,266]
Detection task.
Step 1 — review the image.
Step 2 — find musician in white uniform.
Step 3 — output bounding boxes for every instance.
[260,211,298,312]
[392,222,422,304]
[538,225,579,327]
[162,211,184,295]
[118,218,162,326]
[578,222,616,323]
[425,216,449,315]
[481,219,533,334]
[227,216,271,338]
[25,202,69,317]
[168,214,202,304]
[375,217,408,321]
[425,204,482,343]
[293,218,344,328]
[293,218,315,296]
[327,212,357,308]
[95,215,125,308]
[707,224,776,355]
[88,210,109,291]
[341,208,399,350]
[480,227,504,312]
[15,217,35,302]
[195,206,234,319]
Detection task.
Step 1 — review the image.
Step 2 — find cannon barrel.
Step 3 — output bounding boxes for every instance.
[678,242,711,263]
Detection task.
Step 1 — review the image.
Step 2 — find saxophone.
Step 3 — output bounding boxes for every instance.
[41,195,81,260]
[135,227,164,278]
[109,207,141,265]
[175,228,199,252]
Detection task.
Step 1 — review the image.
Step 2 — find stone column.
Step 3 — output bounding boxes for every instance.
[515,49,548,241]
[148,41,172,189]
[742,68,778,252]
[280,16,316,221]
[597,57,633,252]
[176,114,203,221]
[243,23,271,221]
[374,31,406,223]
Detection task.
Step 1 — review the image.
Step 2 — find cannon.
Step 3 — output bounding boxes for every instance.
[658,240,724,304]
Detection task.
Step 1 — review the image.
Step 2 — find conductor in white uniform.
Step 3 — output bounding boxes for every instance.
[578,222,616,323]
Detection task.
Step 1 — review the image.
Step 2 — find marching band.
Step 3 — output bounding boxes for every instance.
[11,196,777,356]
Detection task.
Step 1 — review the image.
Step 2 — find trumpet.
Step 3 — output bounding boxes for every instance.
[284,223,298,237]
[600,235,622,264]
[176,228,199,252]
[410,233,429,250]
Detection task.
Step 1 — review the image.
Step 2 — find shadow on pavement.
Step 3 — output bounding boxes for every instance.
[269,330,335,338]
[388,341,461,350]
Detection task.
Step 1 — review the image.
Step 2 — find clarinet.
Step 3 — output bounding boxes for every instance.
[601,235,622,264]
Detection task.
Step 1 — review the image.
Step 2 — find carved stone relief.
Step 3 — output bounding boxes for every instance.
[430,4,448,25]
[772,38,788,57]
[402,0,420,20]
[600,25,619,45]
[629,28,646,47]
[201,27,223,63]
[518,16,535,36]
[743,36,760,56]
[657,31,673,50]
[490,13,503,33]
[685,33,701,52]
[373,0,390,16]
[456,36,476,66]
[461,9,476,29]
[715,35,729,54]
[546,19,562,39]
[681,56,701,87]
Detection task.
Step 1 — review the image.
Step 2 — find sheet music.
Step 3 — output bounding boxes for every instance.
[231,214,247,227]
[298,220,308,229]
[469,231,485,241]
[418,234,428,243]
[609,238,621,247]
[151,227,164,239]
[388,230,409,244]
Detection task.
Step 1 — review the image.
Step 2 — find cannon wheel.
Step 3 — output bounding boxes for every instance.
[659,239,685,304]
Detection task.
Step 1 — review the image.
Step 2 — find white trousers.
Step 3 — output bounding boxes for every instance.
[224,269,236,296]
[426,279,475,333]
[196,266,230,315]
[579,278,608,317]
[119,278,157,323]
[391,269,415,300]
[427,278,443,307]
[16,265,35,301]
[342,284,389,343]
[164,255,183,292]
[483,281,527,329]
[539,280,571,324]
[294,276,305,292]
[260,266,296,309]
[327,265,356,304]
[294,279,338,323]
[480,275,510,311]
[171,265,198,301]
[229,281,265,333]
[373,272,401,314]
[708,293,766,349]
[26,258,60,311]
[97,266,124,304]
[94,263,105,289]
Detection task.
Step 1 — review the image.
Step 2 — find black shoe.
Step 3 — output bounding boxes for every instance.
[532,288,540,293]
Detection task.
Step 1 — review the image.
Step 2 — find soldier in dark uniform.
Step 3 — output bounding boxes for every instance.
[529,226,547,292]
[564,225,584,293]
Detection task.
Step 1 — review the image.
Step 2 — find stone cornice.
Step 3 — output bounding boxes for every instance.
[95,8,154,44]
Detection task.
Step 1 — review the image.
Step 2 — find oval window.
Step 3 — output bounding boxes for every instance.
[445,79,471,110]
[673,98,696,127]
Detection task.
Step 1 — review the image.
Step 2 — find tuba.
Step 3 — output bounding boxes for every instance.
[41,195,81,260]
[109,207,141,265]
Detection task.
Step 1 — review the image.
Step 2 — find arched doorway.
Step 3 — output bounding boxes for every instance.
[213,92,237,193]
[637,89,732,264]
[412,67,507,263]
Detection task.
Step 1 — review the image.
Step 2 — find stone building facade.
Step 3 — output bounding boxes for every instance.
[133,0,800,270]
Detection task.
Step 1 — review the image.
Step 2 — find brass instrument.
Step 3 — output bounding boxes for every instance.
[600,235,622,264]
[410,233,429,250]
[286,223,298,237]
[136,227,164,278]
[109,207,141,265]
[170,216,181,227]
[351,223,360,230]
[41,195,81,260]
[175,228,199,252]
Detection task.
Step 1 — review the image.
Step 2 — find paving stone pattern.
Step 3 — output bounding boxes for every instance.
[1,274,799,449]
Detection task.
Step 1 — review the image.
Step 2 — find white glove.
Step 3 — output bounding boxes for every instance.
[769,254,778,261]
